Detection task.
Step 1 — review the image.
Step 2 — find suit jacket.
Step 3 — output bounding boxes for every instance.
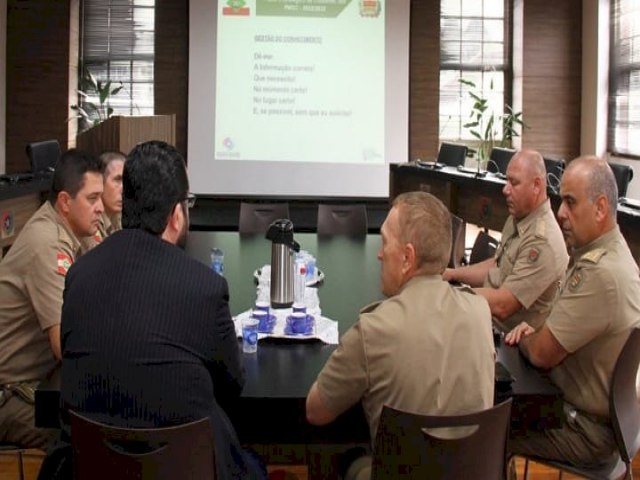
[58,229,259,479]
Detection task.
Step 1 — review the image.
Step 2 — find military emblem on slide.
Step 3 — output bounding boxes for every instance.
[360,0,381,17]
[223,0,250,16]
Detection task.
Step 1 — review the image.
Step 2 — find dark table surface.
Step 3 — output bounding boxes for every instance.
[36,231,562,443]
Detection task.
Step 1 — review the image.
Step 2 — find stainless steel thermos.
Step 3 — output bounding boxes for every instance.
[265,219,300,308]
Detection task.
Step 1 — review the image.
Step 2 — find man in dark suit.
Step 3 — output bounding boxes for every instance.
[53,141,264,479]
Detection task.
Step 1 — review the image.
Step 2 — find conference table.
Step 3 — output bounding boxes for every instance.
[35,231,562,472]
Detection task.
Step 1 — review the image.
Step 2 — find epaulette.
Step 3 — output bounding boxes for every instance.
[580,248,607,264]
[534,216,546,238]
[360,301,383,314]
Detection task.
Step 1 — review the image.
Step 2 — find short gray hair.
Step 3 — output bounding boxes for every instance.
[392,191,451,273]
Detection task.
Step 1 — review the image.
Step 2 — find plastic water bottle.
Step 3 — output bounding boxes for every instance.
[210,247,224,276]
[294,258,306,305]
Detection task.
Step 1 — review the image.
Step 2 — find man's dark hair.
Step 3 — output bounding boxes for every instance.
[122,141,189,235]
[48,149,103,204]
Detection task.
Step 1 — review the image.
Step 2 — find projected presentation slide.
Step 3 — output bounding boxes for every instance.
[214,0,385,165]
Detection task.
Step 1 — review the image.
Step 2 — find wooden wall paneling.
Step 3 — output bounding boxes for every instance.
[520,0,582,161]
[409,0,441,161]
[154,0,189,158]
[6,0,71,174]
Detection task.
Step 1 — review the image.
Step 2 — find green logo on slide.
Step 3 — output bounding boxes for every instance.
[227,0,246,8]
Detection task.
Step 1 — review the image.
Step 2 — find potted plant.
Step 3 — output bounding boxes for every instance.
[460,78,526,171]
[70,66,124,132]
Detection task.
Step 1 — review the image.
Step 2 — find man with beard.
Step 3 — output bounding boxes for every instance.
[52,141,265,479]
[506,156,640,468]
[444,149,568,330]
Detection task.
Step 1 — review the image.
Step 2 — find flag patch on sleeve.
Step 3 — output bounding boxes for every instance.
[56,252,72,276]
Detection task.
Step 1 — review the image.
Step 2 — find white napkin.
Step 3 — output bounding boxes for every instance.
[234,307,339,345]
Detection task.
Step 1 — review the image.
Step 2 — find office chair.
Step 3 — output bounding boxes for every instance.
[488,147,516,174]
[468,230,499,265]
[238,202,290,235]
[437,143,468,168]
[70,411,215,480]
[26,140,61,175]
[522,327,640,480]
[543,156,565,192]
[0,444,26,480]
[317,204,368,236]
[609,162,634,199]
[372,399,512,480]
[448,214,467,269]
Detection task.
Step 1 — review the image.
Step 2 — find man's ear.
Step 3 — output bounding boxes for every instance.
[57,191,72,215]
[594,194,609,223]
[402,242,417,275]
[162,202,186,244]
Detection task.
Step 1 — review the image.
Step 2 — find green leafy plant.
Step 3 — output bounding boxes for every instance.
[70,67,123,132]
[460,78,526,166]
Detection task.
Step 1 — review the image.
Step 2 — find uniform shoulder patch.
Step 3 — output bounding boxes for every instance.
[581,248,607,264]
[567,270,584,292]
[527,247,541,263]
[56,252,73,276]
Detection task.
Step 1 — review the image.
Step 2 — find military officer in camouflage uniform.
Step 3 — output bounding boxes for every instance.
[0,150,104,449]
[444,149,568,330]
[506,156,640,467]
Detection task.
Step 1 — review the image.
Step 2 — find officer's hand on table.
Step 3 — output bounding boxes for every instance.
[505,321,535,346]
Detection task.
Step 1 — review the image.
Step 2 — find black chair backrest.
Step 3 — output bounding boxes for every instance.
[70,411,215,480]
[437,143,468,168]
[610,327,640,465]
[469,231,499,265]
[372,399,512,480]
[448,214,466,269]
[609,162,634,199]
[317,204,368,236]
[489,147,516,174]
[239,202,290,234]
[26,140,61,174]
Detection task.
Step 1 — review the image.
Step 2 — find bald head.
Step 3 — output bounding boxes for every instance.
[511,149,547,181]
[557,156,617,250]
[503,149,548,219]
[564,156,618,217]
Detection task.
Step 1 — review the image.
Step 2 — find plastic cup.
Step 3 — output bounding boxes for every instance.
[252,309,271,332]
[287,312,307,334]
[292,303,306,314]
[242,317,259,353]
[255,301,270,313]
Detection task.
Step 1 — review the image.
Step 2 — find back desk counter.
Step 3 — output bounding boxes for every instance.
[390,163,640,262]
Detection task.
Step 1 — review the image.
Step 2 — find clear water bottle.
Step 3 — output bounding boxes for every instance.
[210,247,224,276]
[294,258,306,305]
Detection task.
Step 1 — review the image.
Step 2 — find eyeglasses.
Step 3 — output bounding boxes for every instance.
[182,192,197,209]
